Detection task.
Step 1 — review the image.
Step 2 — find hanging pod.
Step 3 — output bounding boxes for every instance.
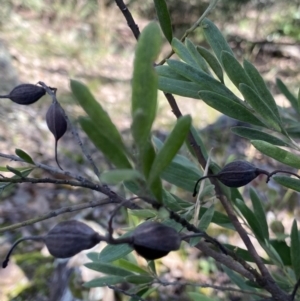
[46,101,67,170]
[2,220,102,268]
[0,83,46,105]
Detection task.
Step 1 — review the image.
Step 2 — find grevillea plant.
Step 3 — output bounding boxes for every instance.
[1,1,300,301]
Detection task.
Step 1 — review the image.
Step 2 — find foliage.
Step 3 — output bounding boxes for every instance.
[1,1,300,301]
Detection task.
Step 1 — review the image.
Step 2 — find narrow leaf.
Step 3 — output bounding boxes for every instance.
[154,0,173,43]
[6,165,23,177]
[114,259,148,275]
[131,22,161,150]
[15,149,34,164]
[148,115,191,185]
[250,188,269,240]
[125,275,153,284]
[100,169,143,185]
[276,78,299,113]
[71,80,127,153]
[291,220,300,279]
[273,176,300,193]
[239,83,281,131]
[235,199,265,242]
[158,76,201,99]
[197,46,224,83]
[244,60,280,119]
[98,243,133,263]
[155,65,190,81]
[199,91,265,127]
[185,39,210,73]
[251,140,300,169]
[188,292,217,301]
[83,276,124,288]
[80,118,131,169]
[231,127,289,147]
[84,262,133,277]
[198,204,215,231]
[172,38,196,66]
[167,59,242,103]
[202,18,234,63]
[221,51,254,89]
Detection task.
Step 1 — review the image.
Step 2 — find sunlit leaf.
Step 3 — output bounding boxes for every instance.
[251,140,300,168]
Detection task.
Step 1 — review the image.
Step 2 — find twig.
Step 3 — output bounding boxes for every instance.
[0,198,111,234]
[38,81,101,179]
[157,279,270,298]
[291,276,300,300]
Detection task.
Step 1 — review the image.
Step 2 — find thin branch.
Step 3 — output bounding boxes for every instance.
[0,198,111,234]
[157,280,270,298]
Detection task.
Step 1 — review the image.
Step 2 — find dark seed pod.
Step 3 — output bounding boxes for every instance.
[0,84,46,105]
[216,160,263,187]
[131,221,181,260]
[46,101,67,170]
[45,220,102,258]
[193,160,269,196]
[2,220,101,268]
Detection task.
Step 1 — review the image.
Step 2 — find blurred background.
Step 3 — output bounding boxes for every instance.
[0,0,300,300]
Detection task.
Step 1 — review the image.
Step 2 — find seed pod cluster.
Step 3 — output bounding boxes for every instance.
[0,84,46,105]
[193,160,269,196]
[46,101,67,169]
[131,221,181,260]
[45,220,102,258]
[2,220,102,268]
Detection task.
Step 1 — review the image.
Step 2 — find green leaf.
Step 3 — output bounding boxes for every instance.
[100,169,143,185]
[239,83,281,131]
[198,91,264,127]
[188,292,217,301]
[172,38,196,66]
[154,0,172,43]
[83,276,124,288]
[273,176,300,193]
[187,125,208,160]
[125,275,153,284]
[148,115,192,185]
[276,78,299,113]
[231,127,289,147]
[197,46,224,83]
[131,22,161,151]
[202,18,234,63]
[158,76,201,98]
[128,209,157,219]
[167,59,242,103]
[185,39,210,73]
[222,266,257,293]
[98,236,133,262]
[221,51,254,90]
[250,188,269,240]
[270,239,291,265]
[71,80,127,154]
[198,204,214,231]
[234,199,265,242]
[251,140,300,169]
[114,259,148,275]
[6,165,23,177]
[79,117,131,168]
[291,220,300,279]
[155,65,190,81]
[224,244,270,264]
[15,149,34,164]
[244,60,280,119]
[84,262,133,277]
